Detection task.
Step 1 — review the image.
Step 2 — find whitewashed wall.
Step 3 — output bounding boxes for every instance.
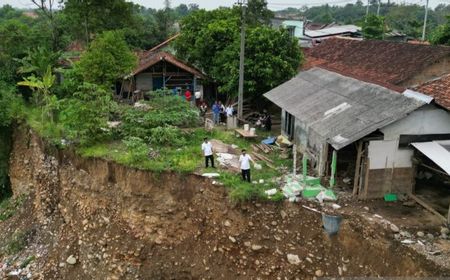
[369,104,450,170]
[381,105,450,140]
[368,140,414,170]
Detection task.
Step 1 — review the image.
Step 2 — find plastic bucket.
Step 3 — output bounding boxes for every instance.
[244,124,250,131]
[250,128,256,135]
[322,213,342,235]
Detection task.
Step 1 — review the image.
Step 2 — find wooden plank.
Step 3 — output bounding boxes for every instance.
[409,194,447,224]
[420,163,450,177]
[353,141,363,197]
[362,145,370,199]
[448,203,450,225]
[235,129,257,138]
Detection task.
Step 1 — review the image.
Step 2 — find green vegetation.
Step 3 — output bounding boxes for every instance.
[60,83,116,145]
[76,31,137,86]
[20,255,36,268]
[362,15,385,40]
[175,5,303,99]
[431,16,450,46]
[3,230,28,255]
[0,195,25,221]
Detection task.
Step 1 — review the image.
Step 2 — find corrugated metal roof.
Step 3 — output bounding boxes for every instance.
[264,68,426,150]
[304,25,360,38]
[412,140,450,175]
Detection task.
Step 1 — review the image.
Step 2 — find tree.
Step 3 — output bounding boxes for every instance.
[76,31,137,86]
[0,19,31,83]
[246,0,274,26]
[175,8,302,99]
[362,14,384,39]
[30,0,59,50]
[430,16,450,45]
[16,47,61,77]
[61,0,137,44]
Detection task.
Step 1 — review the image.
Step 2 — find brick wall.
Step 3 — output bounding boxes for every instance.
[362,167,415,199]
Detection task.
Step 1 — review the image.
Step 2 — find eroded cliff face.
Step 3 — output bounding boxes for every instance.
[8,126,232,279]
[4,125,450,279]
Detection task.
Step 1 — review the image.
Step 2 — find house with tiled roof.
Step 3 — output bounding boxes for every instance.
[119,39,210,102]
[304,38,450,89]
[415,74,450,111]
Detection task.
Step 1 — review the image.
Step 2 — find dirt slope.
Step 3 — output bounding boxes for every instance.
[1,126,449,279]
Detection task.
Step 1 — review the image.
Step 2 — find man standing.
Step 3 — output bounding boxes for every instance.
[239,149,255,182]
[212,101,220,125]
[202,137,215,168]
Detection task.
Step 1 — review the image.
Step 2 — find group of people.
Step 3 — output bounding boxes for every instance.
[199,101,236,125]
[202,138,255,182]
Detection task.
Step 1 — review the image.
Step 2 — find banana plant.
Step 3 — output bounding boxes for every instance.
[17,66,57,123]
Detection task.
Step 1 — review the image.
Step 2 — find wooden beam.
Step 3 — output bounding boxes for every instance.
[363,160,370,199]
[353,141,363,197]
[409,194,447,224]
[420,163,450,177]
[448,203,450,225]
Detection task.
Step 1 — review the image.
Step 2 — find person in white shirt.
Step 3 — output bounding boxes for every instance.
[201,137,215,168]
[225,105,234,117]
[239,149,255,182]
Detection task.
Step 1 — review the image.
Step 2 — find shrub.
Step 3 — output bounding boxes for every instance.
[148,126,185,146]
[122,136,149,163]
[4,231,28,255]
[120,95,199,141]
[0,83,23,126]
[60,83,116,145]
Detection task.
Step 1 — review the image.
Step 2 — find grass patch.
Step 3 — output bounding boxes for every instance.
[25,106,64,146]
[20,255,35,268]
[4,230,28,255]
[79,126,292,202]
[0,195,25,222]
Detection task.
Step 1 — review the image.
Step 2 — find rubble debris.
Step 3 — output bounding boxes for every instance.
[264,189,277,196]
[202,173,220,178]
[66,255,77,265]
[286,254,301,265]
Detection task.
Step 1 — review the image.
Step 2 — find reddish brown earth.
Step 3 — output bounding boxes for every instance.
[0,126,449,279]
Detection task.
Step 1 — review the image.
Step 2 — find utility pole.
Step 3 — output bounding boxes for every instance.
[376,0,381,16]
[421,0,429,41]
[237,0,247,119]
[365,0,370,21]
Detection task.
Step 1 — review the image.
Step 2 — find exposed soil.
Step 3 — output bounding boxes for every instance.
[1,126,450,279]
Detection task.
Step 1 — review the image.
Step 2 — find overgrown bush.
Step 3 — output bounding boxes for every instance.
[148,125,185,146]
[60,83,116,145]
[0,83,23,127]
[122,136,149,163]
[121,95,199,142]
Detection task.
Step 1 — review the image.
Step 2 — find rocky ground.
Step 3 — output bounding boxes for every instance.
[1,127,449,279]
[1,186,449,280]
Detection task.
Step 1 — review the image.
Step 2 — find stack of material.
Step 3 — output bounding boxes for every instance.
[282,175,304,202]
[281,174,337,203]
[211,139,238,154]
[251,144,277,169]
[216,153,240,171]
